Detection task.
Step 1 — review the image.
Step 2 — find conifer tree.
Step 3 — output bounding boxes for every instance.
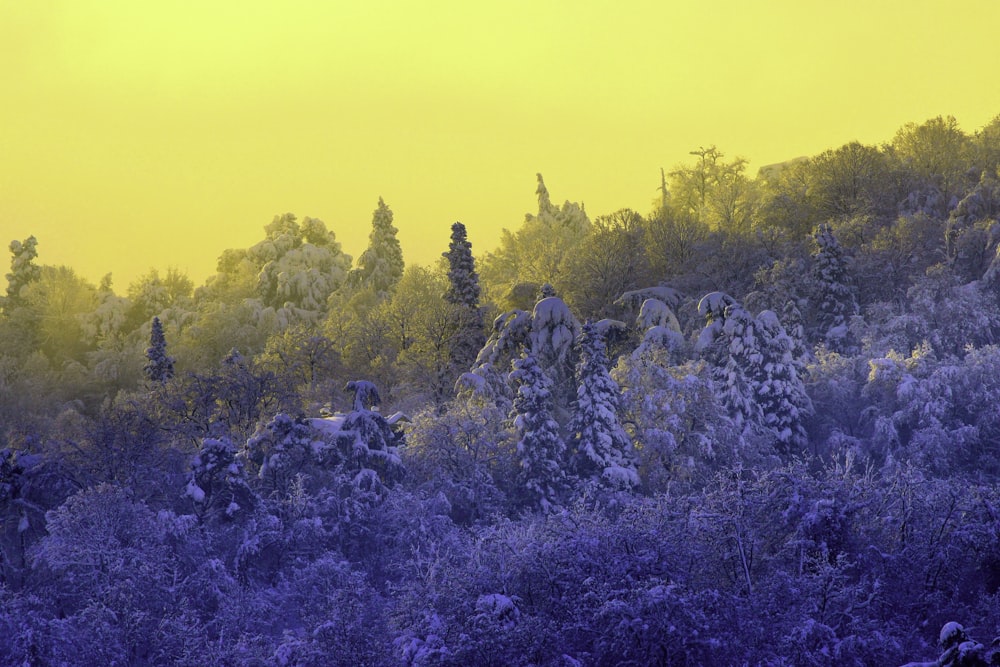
[718,303,764,430]
[697,295,812,452]
[443,222,486,375]
[568,323,638,489]
[529,294,580,421]
[755,310,812,453]
[144,316,174,383]
[353,197,404,296]
[444,222,480,309]
[509,353,566,512]
[811,224,858,351]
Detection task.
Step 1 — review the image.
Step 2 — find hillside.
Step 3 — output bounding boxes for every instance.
[2,114,1000,665]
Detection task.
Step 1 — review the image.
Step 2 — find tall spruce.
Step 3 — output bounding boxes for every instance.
[353,197,404,296]
[811,223,858,351]
[755,310,812,453]
[509,353,566,512]
[444,222,480,308]
[568,323,638,489]
[443,222,486,376]
[144,316,174,383]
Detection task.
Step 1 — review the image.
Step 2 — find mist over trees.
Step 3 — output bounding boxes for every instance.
[3,115,1000,664]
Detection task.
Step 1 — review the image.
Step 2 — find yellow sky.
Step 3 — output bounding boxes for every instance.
[2,0,999,291]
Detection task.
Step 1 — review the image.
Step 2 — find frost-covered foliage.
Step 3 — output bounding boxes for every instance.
[10,114,1000,666]
[900,622,1000,667]
[509,354,566,512]
[631,297,686,362]
[529,295,580,419]
[697,295,762,431]
[475,308,532,372]
[696,294,811,452]
[567,323,638,490]
[616,285,683,313]
[755,310,812,452]
[456,361,513,414]
[479,173,590,305]
[352,197,404,296]
[3,235,40,309]
[614,351,735,490]
[185,436,256,522]
[245,402,402,502]
[862,344,1000,475]
[885,264,999,356]
[143,316,174,383]
[272,555,393,667]
[811,224,859,351]
[471,295,581,420]
[530,296,579,371]
[204,213,352,326]
[404,394,512,524]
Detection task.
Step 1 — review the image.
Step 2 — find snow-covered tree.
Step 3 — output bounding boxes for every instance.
[184,436,255,522]
[697,294,811,451]
[3,235,40,311]
[337,380,404,485]
[444,222,481,309]
[754,310,812,453]
[632,297,686,361]
[252,214,352,318]
[529,295,580,419]
[479,174,590,305]
[811,224,858,351]
[476,309,531,369]
[443,222,486,380]
[144,316,174,383]
[352,197,404,296]
[717,302,765,431]
[568,323,638,489]
[509,354,566,512]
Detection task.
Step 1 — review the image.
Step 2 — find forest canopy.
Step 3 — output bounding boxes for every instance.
[3,114,1000,665]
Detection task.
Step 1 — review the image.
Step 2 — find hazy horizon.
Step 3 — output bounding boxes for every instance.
[3,1,1000,289]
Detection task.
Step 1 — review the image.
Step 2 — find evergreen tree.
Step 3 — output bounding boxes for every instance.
[353,197,404,296]
[184,436,256,522]
[529,294,580,422]
[144,316,174,383]
[755,310,812,453]
[444,222,480,309]
[811,224,858,351]
[509,354,566,512]
[443,222,486,376]
[568,323,638,489]
[718,303,765,430]
[698,295,812,452]
[3,236,40,312]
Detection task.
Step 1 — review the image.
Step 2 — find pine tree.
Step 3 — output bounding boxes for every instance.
[568,323,638,489]
[3,235,40,311]
[444,222,480,308]
[144,316,174,383]
[353,197,404,296]
[529,294,580,421]
[509,353,566,512]
[811,224,858,351]
[697,295,812,453]
[443,222,486,376]
[718,303,764,430]
[755,310,812,453]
